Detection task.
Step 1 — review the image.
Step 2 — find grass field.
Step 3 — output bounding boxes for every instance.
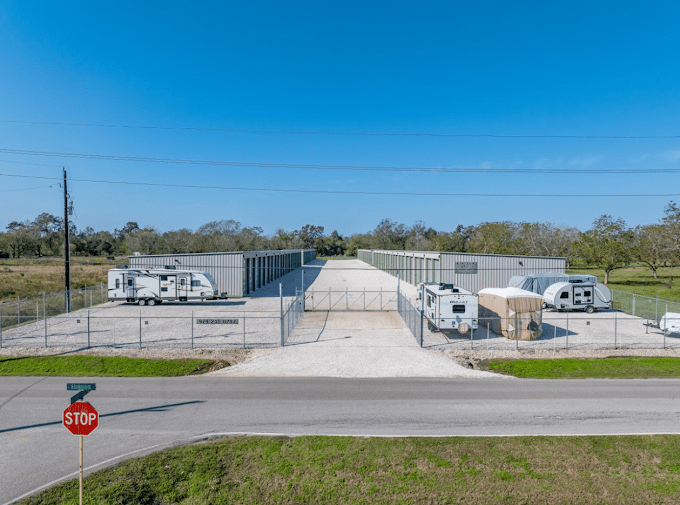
[567,265,680,303]
[0,355,224,377]
[0,257,116,302]
[488,357,680,379]
[20,435,680,504]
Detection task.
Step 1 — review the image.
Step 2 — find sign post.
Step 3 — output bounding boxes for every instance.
[64,383,98,505]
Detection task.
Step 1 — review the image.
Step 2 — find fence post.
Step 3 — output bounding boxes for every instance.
[17,296,20,325]
[363,287,365,311]
[397,271,401,313]
[312,287,315,310]
[380,287,383,311]
[139,311,142,349]
[87,311,90,348]
[329,287,331,311]
[419,283,424,347]
[656,295,659,322]
[100,282,103,304]
[346,288,348,311]
[470,325,474,350]
[280,283,284,347]
[632,294,636,317]
[614,311,617,349]
[0,316,3,348]
[515,313,518,351]
[566,311,569,350]
[191,311,194,349]
[301,269,305,311]
[243,311,246,349]
[44,292,48,348]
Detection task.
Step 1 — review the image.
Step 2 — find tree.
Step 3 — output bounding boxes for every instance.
[298,225,325,250]
[634,224,670,278]
[373,219,406,250]
[573,215,633,284]
[515,222,579,261]
[433,225,471,252]
[467,222,518,255]
[662,201,680,264]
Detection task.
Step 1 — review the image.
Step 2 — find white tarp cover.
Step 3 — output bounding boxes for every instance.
[508,272,597,295]
[660,312,680,334]
[478,287,543,340]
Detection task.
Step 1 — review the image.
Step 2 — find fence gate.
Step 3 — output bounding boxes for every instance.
[304,288,397,312]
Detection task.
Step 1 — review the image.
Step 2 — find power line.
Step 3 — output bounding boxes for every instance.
[3,119,679,139]
[0,147,677,174]
[1,172,678,198]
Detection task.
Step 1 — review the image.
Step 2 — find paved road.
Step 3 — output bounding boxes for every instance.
[3,376,680,503]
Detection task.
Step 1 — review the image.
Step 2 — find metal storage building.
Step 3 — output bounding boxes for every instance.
[129,249,316,297]
[358,249,566,294]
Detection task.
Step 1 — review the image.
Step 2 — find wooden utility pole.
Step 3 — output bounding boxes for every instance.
[63,168,71,313]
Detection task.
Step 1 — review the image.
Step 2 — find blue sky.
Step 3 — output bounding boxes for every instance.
[1,0,679,237]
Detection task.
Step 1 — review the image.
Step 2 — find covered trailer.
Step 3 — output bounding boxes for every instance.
[543,281,610,313]
[108,267,221,305]
[508,272,598,295]
[478,287,543,340]
[417,282,478,333]
[659,312,680,335]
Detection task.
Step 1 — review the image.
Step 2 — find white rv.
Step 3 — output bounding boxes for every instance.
[543,281,611,313]
[417,282,478,333]
[660,312,680,336]
[108,267,222,305]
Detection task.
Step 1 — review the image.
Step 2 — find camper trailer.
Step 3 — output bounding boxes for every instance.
[417,282,478,333]
[660,312,680,336]
[543,281,610,313]
[108,267,222,305]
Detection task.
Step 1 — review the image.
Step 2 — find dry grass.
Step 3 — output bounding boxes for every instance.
[0,259,114,302]
[21,435,680,504]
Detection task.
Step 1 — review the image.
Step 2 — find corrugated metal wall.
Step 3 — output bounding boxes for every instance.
[357,249,565,293]
[129,249,316,297]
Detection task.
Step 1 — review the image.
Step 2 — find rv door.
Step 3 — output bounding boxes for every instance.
[127,277,135,298]
[573,287,591,305]
[160,275,177,298]
[178,276,189,297]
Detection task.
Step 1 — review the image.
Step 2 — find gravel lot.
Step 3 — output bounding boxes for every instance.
[1,259,678,377]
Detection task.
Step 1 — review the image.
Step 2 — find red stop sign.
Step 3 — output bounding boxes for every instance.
[63,401,99,436]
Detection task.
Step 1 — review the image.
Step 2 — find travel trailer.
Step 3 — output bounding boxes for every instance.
[543,281,611,313]
[660,312,680,336]
[417,282,478,333]
[108,267,222,305]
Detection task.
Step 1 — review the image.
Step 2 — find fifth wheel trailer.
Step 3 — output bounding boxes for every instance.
[108,268,220,305]
[543,281,611,313]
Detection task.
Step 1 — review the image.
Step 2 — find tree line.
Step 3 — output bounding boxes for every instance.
[1,202,679,284]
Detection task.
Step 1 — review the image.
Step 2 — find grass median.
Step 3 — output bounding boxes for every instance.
[487,357,680,379]
[20,435,680,505]
[0,355,224,377]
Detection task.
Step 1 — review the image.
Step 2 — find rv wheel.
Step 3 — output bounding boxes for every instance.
[147,299,156,306]
[428,320,436,331]
[585,305,595,314]
[138,299,147,306]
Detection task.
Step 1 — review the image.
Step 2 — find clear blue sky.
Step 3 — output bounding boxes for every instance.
[1,0,679,237]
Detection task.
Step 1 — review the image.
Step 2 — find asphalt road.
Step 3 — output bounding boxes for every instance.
[3,376,680,503]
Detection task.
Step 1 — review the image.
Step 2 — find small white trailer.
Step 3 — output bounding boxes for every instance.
[660,312,680,336]
[108,267,223,305]
[417,282,478,333]
[543,281,611,313]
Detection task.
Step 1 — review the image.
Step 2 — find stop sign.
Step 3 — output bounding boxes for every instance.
[63,401,99,436]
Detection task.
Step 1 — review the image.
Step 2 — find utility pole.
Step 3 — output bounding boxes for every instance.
[63,168,71,313]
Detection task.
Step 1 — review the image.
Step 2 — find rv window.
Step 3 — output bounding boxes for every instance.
[192,280,200,287]
[161,287,168,292]
[115,279,120,289]
[451,305,466,313]
[584,291,591,296]
[128,279,133,287]
[180,278,186,286]
[160,275,168,281]
[560,292,569,299]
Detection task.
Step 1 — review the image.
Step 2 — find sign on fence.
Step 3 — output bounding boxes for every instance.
[455,262,478,274]
[196,318,239,324]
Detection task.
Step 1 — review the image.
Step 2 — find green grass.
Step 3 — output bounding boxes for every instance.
[0,355,222,377]
[20,435,680,504]
[488,357,680,379]
[567,265,680,303]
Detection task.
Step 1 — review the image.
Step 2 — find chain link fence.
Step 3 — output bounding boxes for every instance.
[397,291,423,346]
[282,289,304,345]
[0,283,108,330]
[611,289,680,322]
[304,289,397,311]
